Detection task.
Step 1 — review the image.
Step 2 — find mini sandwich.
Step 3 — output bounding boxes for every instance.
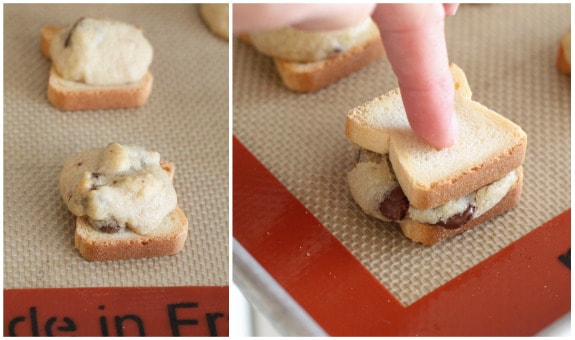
[346,64,527,245]
[59,143,188,261]
[244,17,385,92]
[41,17,153,111]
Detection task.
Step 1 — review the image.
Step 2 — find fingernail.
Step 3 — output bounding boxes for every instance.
[447,110,459,145]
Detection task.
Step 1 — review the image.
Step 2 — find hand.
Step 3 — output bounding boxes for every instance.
[233,4,459,148]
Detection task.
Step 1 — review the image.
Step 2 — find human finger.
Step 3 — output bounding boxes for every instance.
[373,4,458,148]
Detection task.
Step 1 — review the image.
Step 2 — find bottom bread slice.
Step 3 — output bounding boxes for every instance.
[273,37,385,93]
[75,206,189,261]
[400,168,523,245]
[47,67,153,111]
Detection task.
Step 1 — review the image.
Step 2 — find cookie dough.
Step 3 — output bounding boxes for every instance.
[348,148,518,225]
[249,17,379,62]
[50,17,153,85]
[59,143,177,235]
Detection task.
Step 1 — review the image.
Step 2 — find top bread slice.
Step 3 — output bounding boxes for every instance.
[346,64,527,210]
[41,25,153,111]
[73,160,189,261]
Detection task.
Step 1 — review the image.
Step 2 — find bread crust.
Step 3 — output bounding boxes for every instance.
[40,25,60,59]
[75,206,189,261]
[41,24,153,111]
[400,167,523,245]
[273,37,385,92]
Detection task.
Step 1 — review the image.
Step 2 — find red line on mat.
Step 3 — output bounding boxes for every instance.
[233,136,570,336]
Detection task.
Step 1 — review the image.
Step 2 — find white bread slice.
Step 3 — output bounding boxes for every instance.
[41,25,153,111]
[346,64,527,210]
[75,206,188,261]
[400,167,523,245]
[47,67,153,111]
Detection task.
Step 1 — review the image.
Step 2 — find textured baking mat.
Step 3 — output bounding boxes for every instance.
[233,3,570,307]
[4,4,229,288]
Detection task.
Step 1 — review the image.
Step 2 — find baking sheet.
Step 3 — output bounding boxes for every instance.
[4,4,229,288]
[233,3,570,307]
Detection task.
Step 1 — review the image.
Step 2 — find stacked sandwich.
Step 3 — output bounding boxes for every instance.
[346,64,527,245]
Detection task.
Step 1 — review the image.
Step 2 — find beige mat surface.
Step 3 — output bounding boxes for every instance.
[233,4,570,306]
[4,4,229,288]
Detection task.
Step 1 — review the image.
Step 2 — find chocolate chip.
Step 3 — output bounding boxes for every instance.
[90,218,120,233]
[92,172,100,179]
[99,225,120,234]
[76,161,83,166]
[379,187,409,221]
[435,205,476,229]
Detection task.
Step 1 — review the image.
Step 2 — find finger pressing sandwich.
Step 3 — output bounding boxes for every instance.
[59,143,188,261]
[41,17,153,111]
[346,64,527,245]
[243,18,385,92]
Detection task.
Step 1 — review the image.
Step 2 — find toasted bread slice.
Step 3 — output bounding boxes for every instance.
[75,206,189,261]
[41,25,153,111]
[400,167,523,245]
[346,64,527,210]
[47,67,153,111]
[40,25,60,59]
[274,37,385,92]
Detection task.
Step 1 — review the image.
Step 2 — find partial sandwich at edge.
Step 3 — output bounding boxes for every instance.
[242,17,386,93]
[345,63,527,245]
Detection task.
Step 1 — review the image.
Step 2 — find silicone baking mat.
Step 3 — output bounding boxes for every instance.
[233,3,570,336]
[4,4,228,336]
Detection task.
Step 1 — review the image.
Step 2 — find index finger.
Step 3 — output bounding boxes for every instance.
[373,4,458,148]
